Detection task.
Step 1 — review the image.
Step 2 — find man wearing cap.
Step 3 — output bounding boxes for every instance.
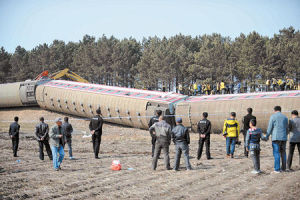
[197,112,212,160]
[49,117,65,171]
[89,108,103,159]
[172,117,192,171]
[149,115,172,170]
[35,117,52,160]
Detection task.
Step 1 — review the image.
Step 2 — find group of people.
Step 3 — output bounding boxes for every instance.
[147,106,300,174]
[178,77,300,96]
[8,105,300,174]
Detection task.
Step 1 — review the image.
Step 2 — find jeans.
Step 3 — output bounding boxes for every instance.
[66,140,73,158]
[152,142,170,170]
[287,142,300,169]
[243,133,249,157]
[12,137,19,157]
[174,142,192,170]
[250,149,260,171]
[38,140,52,160]
[92,134,101,158]
[197,136,211,159]
[51,145,65,169]
[272,141,286,171]
[226,137,236,155]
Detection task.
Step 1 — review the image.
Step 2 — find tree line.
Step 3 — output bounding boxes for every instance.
[0,26,299,92]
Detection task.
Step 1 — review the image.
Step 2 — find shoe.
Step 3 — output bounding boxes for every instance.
[14,155,18,157]
[251,170,259,174]
[187,168,193,171]
[207,157,213,160]
[230,154,234,159]
[55,168,59,171]
[226,154,230,158]
[271,171,280,174]
[95,156,99,159]
[286,168,293,172]
[70,157,75,160]
[166,167,172,170]
[58,166,61,170]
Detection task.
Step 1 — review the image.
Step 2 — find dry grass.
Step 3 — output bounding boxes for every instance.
[0,108,300,200]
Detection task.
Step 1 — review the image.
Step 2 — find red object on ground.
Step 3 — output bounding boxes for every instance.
[111,160,122,171]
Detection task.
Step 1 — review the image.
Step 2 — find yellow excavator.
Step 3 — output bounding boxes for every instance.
[35,68,89,83]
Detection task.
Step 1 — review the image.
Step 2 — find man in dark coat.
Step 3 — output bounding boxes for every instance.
[197,112,212,160]
[35,117,52,160]
[148,110,162,157]
[9,116,20,157]
[62,117,74,160]
[242,108,256,157]
[89,108,103,159]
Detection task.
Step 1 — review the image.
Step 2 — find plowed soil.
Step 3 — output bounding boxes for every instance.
[0,108,299,200]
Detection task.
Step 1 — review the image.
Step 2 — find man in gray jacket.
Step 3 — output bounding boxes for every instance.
[265,106,289,173]
[287,110,300,170]
[149,115,171,170]
[35,117,52,160]
[172,118,192,171]
[49,118,65,171]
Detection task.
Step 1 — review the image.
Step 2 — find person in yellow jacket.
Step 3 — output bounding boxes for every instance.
[266,79,270,92]
[223,112,240,158]
[193,83,198,96]
[220,81,225,94]
[286,78,294,90]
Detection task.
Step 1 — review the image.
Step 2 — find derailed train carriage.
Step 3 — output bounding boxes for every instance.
[0,79,299,133]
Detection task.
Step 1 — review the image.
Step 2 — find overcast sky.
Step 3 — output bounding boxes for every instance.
[0,0,299,52]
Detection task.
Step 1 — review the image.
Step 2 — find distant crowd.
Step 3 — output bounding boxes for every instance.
[177,77,300,96]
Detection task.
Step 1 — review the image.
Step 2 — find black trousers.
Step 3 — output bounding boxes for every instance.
[152,142,170,170]
[197,135,211,160]
[287,142,300,169]
[38,140,53,160]
[12,137,19,157]
[92,134,101,158]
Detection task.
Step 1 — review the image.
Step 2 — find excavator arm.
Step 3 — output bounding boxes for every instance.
[50,68,89,83]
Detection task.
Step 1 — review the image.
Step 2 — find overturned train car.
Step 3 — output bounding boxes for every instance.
[0,79,299,132]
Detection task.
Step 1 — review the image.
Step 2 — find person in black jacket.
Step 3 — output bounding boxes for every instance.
[35,117,52,160]
[89,108,103,159]
[9,116,20,157]
[242,108,256,157]
[62,117,74,160]
[148,110,162,157]
[197,112,212,160]
[172,118,192,171]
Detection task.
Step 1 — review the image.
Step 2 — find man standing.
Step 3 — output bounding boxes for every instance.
[223,112,240,158]
[62,117,74,160]
[148,110,162,157]
[197,112,212,160]
[242,108,256,157]
[149,115,172,170]
[9,116,20,157]
[172,118,192,171]
[35,117,52,160]
[287,110,300,170]
[89,108,103,159]
[265,106,288,173]
[49,118,65,171]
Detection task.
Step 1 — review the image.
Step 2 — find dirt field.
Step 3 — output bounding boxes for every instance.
[0,108,300,200]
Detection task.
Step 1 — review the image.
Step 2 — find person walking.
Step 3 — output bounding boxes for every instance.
[35,117,52,160]
[149,115,172,170]
[287,110,300,170]
[242,108,256,157]
[245,119,266,174]
[172,118,192,171]
[49,118,65,171]
[220,81,225,94]
[9,116,20,157]
[223,112,240,158]
[89,108,104,159]
[197,112,212,160]
[148,110,162,157]
[265,106,289,173]
[62,117,74,160]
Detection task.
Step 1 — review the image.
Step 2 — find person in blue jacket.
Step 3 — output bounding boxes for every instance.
[265,106,289,173]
